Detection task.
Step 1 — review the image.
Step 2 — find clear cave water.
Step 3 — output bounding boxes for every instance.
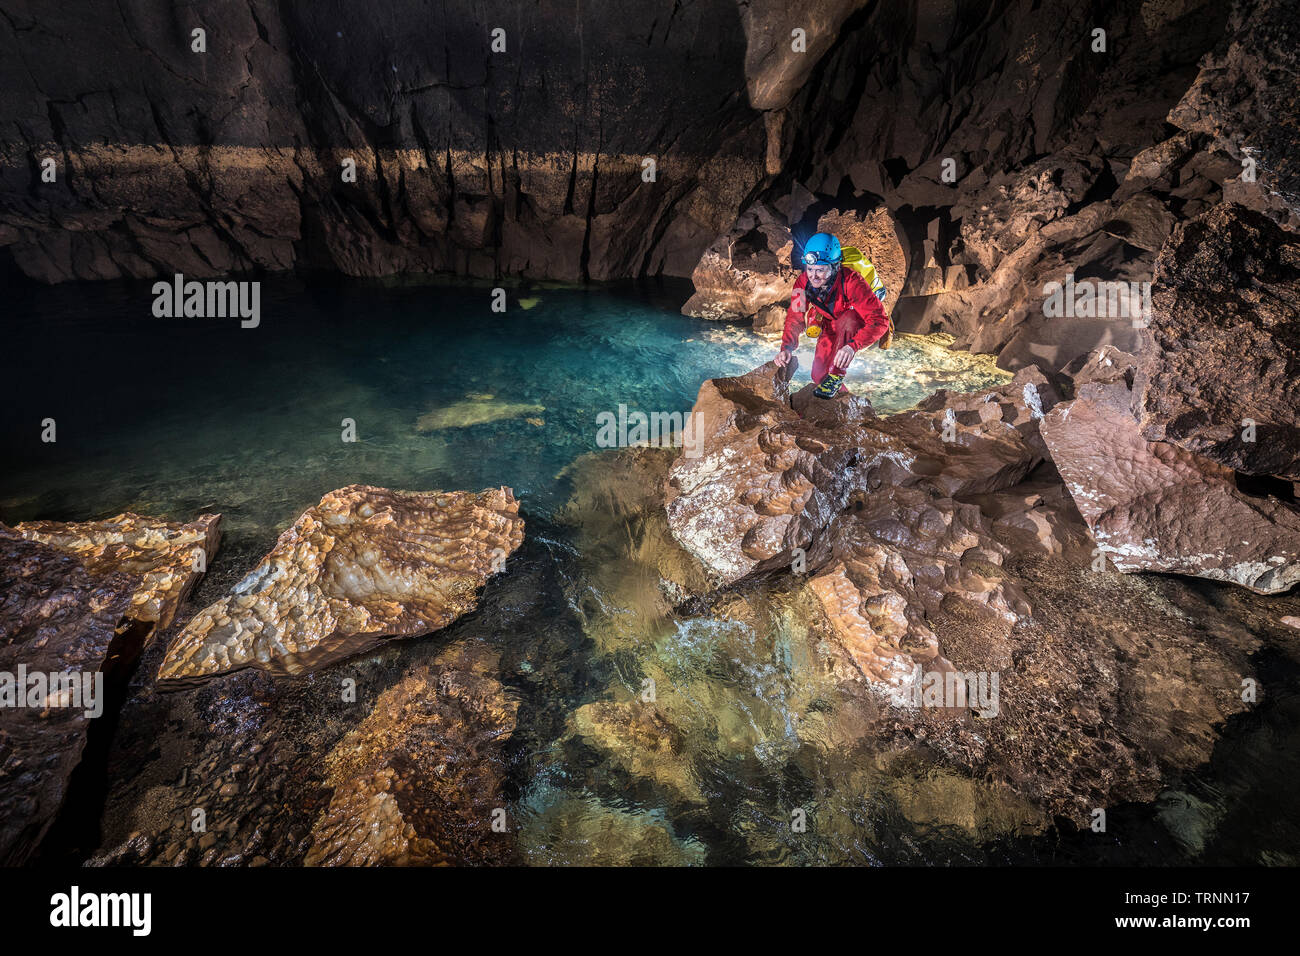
[3,275,1298,866]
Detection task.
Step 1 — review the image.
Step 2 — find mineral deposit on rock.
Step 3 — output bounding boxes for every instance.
[10,512,221,630]
[158,485,525,683]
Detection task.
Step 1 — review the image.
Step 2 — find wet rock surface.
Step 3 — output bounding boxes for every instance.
[47,420,1295,866]
[0,535,136,865]
[87,635,522,867]
[304,643,517,866]
[85,519,573,868]
[1043,378,1300,594]
[568,434,1277,837]
[157,485,525,684]
[803,485,1029,700]
[664,361,1056,584]
[654,360,1275,823]
[7,512,221,631]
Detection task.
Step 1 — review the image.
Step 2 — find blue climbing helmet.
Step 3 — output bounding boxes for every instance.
[802,232,842,269]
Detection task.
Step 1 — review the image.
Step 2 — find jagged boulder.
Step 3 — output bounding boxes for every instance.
[1042,379,1300,594]
[305,643,516,866]
[1134,203,1300,480]
[680,202,798,320]
[1101,193,1177,253]
[664,361,1057,584]
[1061,343,1141,390]
[158,485,524,684]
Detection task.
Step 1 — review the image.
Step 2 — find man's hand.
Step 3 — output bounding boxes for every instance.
[833,345,857,370]
[774,347,794,368]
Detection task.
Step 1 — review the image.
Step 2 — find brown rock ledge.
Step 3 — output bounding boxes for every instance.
[157,485,525,684]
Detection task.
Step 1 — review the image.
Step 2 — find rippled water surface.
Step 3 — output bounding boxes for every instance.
[4,276,1295,866]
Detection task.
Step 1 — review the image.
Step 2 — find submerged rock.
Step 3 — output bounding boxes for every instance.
[518,789,707,866]
[1042,380,1300,594]
[416,399,547,433]
[567,700,705,806]
[157,485,524,684]
[305,643,517,866]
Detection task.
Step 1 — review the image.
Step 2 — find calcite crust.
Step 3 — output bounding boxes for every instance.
[10,512,221,630]
[158,485,525,683]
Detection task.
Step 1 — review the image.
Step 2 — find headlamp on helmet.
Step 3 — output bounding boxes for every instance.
[801,232,843,270]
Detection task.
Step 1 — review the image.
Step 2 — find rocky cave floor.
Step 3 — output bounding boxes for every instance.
[2,0,1299,865]
[15,372,1298,866]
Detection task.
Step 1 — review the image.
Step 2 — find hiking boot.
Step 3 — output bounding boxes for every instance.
[813,372,845,399]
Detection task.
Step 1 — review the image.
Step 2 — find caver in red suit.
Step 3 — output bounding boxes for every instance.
[779,268,890,390]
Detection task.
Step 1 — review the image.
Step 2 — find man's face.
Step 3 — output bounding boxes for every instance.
[807,263,834,288]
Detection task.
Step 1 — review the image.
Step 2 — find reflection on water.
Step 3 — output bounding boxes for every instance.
[5,276,1294,866]
[1,274,1009,554]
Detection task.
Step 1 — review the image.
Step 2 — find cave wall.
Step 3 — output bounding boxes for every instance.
[1,0,1294,311]
[0,0,768,282]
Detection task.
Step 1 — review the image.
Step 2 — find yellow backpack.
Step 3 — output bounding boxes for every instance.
[840,247,894,349]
